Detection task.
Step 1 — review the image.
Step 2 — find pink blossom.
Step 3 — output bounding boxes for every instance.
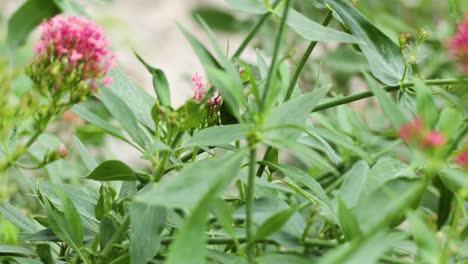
[191,73,222,107]
[454,152,468,168]
[448,15,468,72]
[399,117,425,142]
[32,15,116,91]
[423,131,446,147]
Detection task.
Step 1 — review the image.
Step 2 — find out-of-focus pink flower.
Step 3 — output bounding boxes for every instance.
[448,15,468,72]
[399,116,425,142]
[32,15,116,91]
[423,131,446,147]
[191,73,222,107]
[454,151,468,168]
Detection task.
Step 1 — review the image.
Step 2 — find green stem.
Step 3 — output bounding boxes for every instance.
[246,146,257,263]
[154,132,184,181]
[284,11,333,101]
[311,78,468,113]
[101,214,130,258]
[232,0,282,58]
[261,0,293,110]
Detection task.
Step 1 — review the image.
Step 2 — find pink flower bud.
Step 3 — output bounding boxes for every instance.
[57,144,69,158]
[399,117,424,142]
[454,152,468,168]
[423,131,446,147]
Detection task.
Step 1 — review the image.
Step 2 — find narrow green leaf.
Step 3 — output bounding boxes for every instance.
[436,108,464,138]
[354,178,426,233]
[318,231,406,264]
[0,203,42,233]
[134,150,245,211]
[6,0,61,51]
[364,73,406,128]
[281,9,363,43]
[254,207,297,241]
[99,88,147,147]
[107,68,156,129]
[338,160,369,208]
[130,202,167,264]
[407,212,442,264]
[86,160,137,182]
[257,253,311,264]
[72,135,98,172]
[99,215,118,252]
[71,104,128,142]
[0,245,36,256]
[134,52,171,106]
[336,197,361,241]
[224,0,267,14]
[323,0,406,85]
[264,88,329,139]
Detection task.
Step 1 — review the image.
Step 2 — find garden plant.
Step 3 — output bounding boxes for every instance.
[0,0,467,263]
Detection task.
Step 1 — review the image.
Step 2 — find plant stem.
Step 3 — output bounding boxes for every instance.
[154,132,184,181]
[101,214,130,258]
[261,0,293,111]
[284,11,333,101]
[246,146,258,263]
[311,78,468,113]
[232,0,282,58]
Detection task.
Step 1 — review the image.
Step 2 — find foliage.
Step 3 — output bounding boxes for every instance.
[0,0,467,264]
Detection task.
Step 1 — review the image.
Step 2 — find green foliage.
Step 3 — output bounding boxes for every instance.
[1,0,467,264]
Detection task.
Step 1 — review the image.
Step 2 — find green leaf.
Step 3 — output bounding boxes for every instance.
[44,188,83,252]
[71,104,128,142]
[0,203,42,233]
[86,160,137,182]
[0,245,36,256]
[336,197,361,241]
[281,9,363,43]
[224,0,267,15]
[134,150,245,211]
[99,88,147,148]
[130,202,167,264]
[6,0,61,51]
[354,178,426,233]
[364,73,406,128]
[436,108,464,138]
[264,88,329,139]
[407,212,442,264]
[134,52,171,106]
[177,23,221,70]
[99,215,118,252]
[165,195,211,264]
[254,207,297,241]
[414,79,438,128]
[323,0,406,85]
[36,244,53,264]
[212,199,238,246]
[265,163,331,208]
[72,135,98,172]
[107,68,156,130]
[184,124,248,148]
[338,160,369,208]
[317,231,406,264]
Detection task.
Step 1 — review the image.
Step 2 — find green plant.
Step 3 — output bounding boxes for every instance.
[0,0,467,264]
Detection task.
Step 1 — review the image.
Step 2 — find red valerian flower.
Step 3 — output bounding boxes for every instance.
[423,131,446,147]
[398,116,425,142]
[398,117,447,148]
[28,15,116,99]
[448,15,468,72]
[191,73,222,107]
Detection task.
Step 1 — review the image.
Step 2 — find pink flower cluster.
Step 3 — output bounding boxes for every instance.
[191,73,221,107]
[399,117,446,148]
[448,15,468,72]
[34,15,116,90]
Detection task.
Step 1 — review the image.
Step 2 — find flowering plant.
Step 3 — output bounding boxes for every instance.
[0,1,467,264]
